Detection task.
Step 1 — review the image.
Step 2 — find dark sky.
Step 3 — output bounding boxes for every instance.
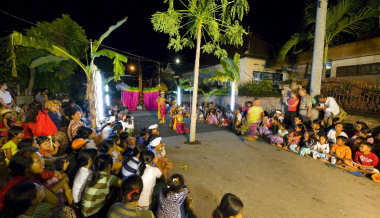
[1,0,306,65]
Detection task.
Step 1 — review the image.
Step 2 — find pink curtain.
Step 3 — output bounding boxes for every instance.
[143,91,159,111]
[122,90,139,111]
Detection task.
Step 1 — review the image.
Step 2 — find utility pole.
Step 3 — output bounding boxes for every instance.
[310,0,328,97]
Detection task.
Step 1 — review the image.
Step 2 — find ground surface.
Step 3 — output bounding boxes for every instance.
[132,111,380,217]
[163,131,380,218]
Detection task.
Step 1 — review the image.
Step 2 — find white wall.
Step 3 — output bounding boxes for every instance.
[239,57,267,85]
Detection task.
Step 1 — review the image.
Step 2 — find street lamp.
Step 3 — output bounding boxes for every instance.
[175,58,180,64]
[129,65,136,72]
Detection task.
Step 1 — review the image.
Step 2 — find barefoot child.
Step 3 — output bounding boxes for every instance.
[330,136,352,165]
[288,124,304,152]
[311,135,330,161]
[354,143,379,174]
[271,122,288,148]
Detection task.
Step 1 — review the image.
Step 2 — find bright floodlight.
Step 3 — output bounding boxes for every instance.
[230,81,236,111]
[175,58,180,64]
[105,94,110,107]
[105,85,109,92]
[94,70,104,126]
[177,86,181,106]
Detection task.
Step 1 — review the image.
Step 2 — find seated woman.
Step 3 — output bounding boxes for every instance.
[212,193,244,218]
[2,181,53,218]
[107,175,154,218]
[67,106,85,142]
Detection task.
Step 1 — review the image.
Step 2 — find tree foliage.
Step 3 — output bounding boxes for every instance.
[205,53,240,83]
[277,0,377,63]
[3,14,89,93]
[152,0,249,58]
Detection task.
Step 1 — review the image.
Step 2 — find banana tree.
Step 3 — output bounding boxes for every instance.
[205,53,241,111]
[199,88,220,104]
[10,17,128,128]
[26,55,69,95]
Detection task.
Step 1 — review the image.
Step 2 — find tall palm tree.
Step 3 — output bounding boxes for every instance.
[152,0,249,143]
[278,0,376,65]
[10,18,128,128]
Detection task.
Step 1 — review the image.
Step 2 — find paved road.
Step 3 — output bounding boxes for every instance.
[129,111,225,137]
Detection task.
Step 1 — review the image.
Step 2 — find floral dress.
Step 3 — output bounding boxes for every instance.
[157,188,189,218]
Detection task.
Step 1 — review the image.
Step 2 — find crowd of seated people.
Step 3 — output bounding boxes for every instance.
[0,82,244,218]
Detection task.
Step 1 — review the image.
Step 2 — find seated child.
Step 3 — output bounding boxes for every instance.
[351,121,369,141]
[270,122,288,148]
[311,120,325,140]
[259,115,272,137]
[330,136,352,165]
[311,135,330,161]
[207,111,218,125]
[149,137,172,178]
[36,136,59,159]
[234,108,243,135]
[1,126,24,165]
[299,131,315,157]
[354,143,379,174]
[288,124,304,152]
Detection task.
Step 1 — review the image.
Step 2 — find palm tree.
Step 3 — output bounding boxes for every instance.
[277,0,376,65]
[152,0,249,143]
[10,18,128,128]
[205,53,240,110]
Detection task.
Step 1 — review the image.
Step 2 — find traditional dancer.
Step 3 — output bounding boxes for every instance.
[169,100,177,128]
[175,107,185,134]
[157,91,167,124]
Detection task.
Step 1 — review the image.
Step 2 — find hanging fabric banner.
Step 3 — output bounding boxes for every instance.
[122,87,139,111]
[143,87,159,111]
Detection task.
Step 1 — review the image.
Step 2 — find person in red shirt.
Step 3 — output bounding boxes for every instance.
[354,143,379,174]
[286,91,300,127]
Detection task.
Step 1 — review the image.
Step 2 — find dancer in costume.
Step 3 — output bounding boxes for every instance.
[157,91,167,124]
[169,100,177,128]
[175,107,185,134]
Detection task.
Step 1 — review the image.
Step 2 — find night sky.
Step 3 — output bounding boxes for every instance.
[1,0,306,66]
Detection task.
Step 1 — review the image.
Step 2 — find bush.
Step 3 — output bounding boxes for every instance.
[238,81,281,97]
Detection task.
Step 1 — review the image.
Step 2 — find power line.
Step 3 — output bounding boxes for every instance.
[0,8,165,66]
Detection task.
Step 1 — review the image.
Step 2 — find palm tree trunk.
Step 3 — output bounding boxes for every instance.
[26,67,36,96]
[189,21,202,143]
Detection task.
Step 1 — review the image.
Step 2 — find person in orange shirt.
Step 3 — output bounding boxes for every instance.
[331,136,352,165]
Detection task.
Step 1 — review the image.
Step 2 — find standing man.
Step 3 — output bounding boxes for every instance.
[246,98,264,141]
[298,88,318,123]
[0,82,14,109]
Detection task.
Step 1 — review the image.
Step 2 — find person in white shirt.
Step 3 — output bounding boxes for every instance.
[311,135,330,160]
[0,82,13,108]
[138,150,162,209]
[72,150,95,204]
[327,122,348,144]
[316,95,340,126]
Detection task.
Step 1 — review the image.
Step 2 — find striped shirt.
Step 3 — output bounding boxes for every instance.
[81,172,117,217]
[121,157,140,178]
[107,202,154,218]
